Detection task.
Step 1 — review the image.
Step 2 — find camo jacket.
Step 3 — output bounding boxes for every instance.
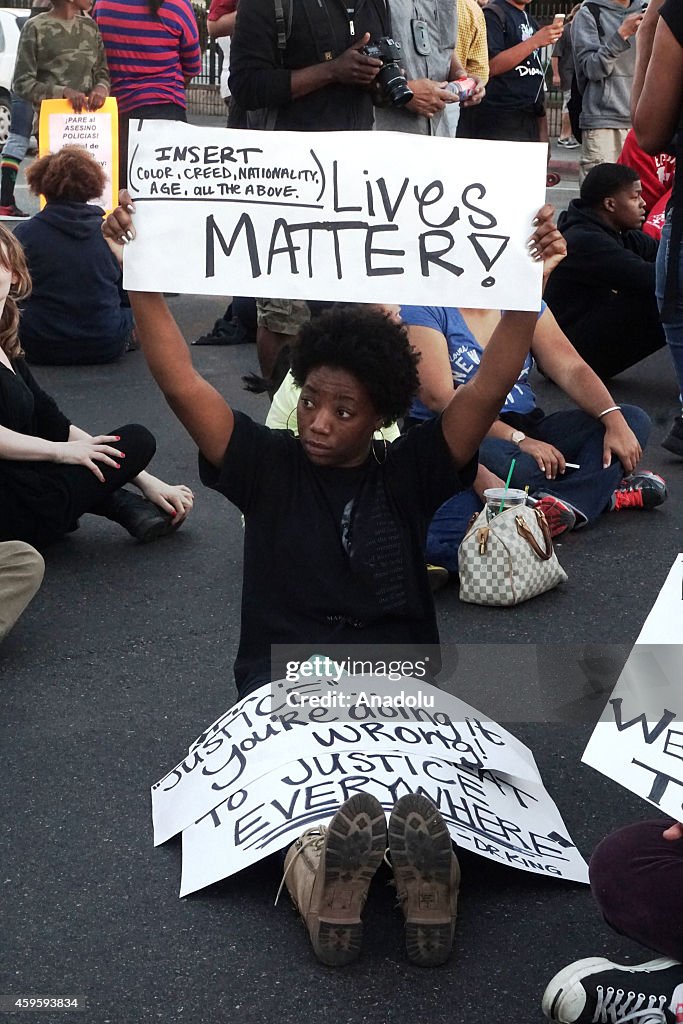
[12,12,110,107]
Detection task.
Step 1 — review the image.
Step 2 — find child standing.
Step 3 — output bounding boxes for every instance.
[1,0,109,217]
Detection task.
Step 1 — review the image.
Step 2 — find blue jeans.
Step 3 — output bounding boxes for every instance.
[656,213,683,412]
[426,486,483,572]
[1,95,33,161]
[425,405,651,572]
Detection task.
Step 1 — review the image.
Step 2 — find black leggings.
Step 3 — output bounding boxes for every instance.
[3,423,156,548]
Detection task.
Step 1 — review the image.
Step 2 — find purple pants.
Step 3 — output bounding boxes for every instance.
[590,820,683,961]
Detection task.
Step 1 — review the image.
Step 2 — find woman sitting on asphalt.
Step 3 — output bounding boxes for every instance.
[400,301,666,573]
[0,223,193,548]
[15,147,135,366]
[102,195,569,970]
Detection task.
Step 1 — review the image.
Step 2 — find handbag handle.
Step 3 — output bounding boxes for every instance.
[515,509,553,561]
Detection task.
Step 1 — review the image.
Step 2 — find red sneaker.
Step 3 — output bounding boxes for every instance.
[0,203,28,218]
[609,472,667,511]
[532,494,576,537]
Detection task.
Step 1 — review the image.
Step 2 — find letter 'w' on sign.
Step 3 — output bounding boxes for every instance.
[583,569,683,822]
[609,697,677,744]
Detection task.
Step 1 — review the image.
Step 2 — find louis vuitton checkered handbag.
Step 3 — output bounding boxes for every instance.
[458,504,568,606]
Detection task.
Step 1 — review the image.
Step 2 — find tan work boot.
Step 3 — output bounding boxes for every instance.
[281,793,387,966]
[388,793,460,967]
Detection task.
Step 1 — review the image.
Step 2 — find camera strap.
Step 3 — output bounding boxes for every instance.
[271,0,384,65]
[274,0,288,53]
[300,0,351,59]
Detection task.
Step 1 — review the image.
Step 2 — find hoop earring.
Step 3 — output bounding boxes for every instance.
[372,434,387,465]
[285,407,298,434]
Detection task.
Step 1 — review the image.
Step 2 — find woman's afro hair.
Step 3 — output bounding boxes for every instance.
[290,305,420,425]
[26,146,106,204]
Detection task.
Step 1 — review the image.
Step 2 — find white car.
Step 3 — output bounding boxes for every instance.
[0,8,30,146]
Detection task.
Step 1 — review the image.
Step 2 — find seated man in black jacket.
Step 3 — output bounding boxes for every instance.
[544,163,665,380]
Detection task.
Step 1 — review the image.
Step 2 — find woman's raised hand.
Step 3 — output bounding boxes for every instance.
[52,435,126,483]
[102,190,137,268]
[528,204,567,284]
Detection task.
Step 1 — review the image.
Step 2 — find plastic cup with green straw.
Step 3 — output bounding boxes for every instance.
[498,457,517,515]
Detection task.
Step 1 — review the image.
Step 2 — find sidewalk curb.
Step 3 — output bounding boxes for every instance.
[549,156,579,176]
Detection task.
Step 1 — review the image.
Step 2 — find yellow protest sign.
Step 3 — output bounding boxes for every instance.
[38,96,119,213]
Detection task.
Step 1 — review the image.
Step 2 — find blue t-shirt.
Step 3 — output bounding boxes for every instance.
[401,304,543,421]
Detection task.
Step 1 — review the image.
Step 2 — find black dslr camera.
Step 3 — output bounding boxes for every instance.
[361,37,414,107]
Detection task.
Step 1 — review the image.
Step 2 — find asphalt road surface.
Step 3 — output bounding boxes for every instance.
[2,286,680,1024]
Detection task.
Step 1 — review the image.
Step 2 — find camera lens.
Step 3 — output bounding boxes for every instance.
[377,63,414,107]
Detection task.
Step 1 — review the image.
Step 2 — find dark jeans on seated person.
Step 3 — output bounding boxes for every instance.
[425,404,650,572]
[590,820,683,962]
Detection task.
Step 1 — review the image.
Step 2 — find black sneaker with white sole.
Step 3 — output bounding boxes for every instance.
[542,956,683,1024]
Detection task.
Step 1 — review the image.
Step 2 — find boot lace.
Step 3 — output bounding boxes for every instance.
[591,985,668,1024]
[274,825,328,907]
[382,847,410,908]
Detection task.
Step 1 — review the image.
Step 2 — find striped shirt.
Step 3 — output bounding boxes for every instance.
[92,0,201,114]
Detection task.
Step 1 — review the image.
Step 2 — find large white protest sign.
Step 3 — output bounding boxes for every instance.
[151,675,542,847]
[633,553,683,644]
[179,750,588,896]
[123,120,546,309]
[583,643,683,820]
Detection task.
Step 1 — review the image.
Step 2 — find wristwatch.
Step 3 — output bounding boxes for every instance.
[510,429,526,445]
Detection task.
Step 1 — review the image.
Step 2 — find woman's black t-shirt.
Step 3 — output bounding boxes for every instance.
[200,412,476,697]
